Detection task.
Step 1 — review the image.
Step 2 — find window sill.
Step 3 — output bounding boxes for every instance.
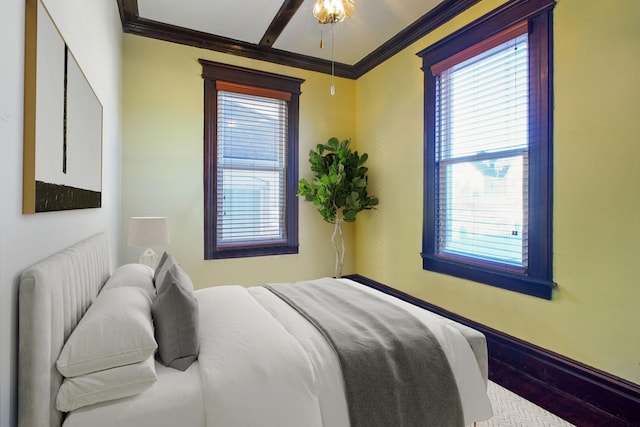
[421,254,555,299]
[207,244,298,260]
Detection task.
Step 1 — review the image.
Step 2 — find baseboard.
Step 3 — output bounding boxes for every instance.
[345,274,640,426]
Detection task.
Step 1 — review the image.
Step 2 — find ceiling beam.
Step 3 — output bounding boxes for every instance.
[259,0,305,47]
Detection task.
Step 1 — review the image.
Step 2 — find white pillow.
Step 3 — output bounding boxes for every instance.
[56,287,157,378]
[102,263,155,296]
[56,355,157,412]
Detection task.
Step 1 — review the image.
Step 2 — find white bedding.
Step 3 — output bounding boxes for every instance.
[63,278,492,427]
[63,362,205,427]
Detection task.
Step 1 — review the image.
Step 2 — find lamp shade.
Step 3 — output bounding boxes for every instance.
[128,217,170,247]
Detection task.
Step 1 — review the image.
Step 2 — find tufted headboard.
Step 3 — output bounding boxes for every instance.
[18,233,111,427]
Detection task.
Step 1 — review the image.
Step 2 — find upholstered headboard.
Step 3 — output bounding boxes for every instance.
[18,233,111,427]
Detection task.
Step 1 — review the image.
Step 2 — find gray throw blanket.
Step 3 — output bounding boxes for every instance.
[264,278,464,427]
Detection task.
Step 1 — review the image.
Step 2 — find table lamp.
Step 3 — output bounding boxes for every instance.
[128,216,170,268]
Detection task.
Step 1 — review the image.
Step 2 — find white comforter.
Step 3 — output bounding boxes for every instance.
[64,279,492,427]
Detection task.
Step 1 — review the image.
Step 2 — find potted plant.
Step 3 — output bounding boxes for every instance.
[298,137,379,278]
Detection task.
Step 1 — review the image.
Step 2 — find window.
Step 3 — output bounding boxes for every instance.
[418,0,555,299]
[200,60,304,259]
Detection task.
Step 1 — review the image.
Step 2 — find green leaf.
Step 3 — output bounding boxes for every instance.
[299,136,379,225]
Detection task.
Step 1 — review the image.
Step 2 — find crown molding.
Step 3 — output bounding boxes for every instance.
[117,0,481,79]
[353,0,481,76]
[122,15,356,79]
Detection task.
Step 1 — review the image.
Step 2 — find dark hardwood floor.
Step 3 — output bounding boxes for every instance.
[489,360,637,427]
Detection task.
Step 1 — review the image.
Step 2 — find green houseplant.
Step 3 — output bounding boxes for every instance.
[298,137,379,278]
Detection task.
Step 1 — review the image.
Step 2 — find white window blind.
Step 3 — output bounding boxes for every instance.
[434,28,529,268]
[217,87,288,246]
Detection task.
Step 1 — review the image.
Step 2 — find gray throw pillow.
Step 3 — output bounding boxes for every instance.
[154,252,194,294]
[154,252,170,280]
[153,251,170,289]
[151,269,199,371]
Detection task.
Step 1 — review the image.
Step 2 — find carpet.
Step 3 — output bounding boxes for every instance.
[472,381,576,427]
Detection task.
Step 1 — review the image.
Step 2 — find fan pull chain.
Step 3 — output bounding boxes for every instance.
[331,23,335,96]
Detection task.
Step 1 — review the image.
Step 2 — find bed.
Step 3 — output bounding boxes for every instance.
[18,232,492,427]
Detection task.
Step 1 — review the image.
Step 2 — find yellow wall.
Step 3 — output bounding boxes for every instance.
[123,0,640,386]
[122,35,357,288]
[355,0,640,385]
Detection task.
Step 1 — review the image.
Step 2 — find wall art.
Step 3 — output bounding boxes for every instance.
[23,0,103,213]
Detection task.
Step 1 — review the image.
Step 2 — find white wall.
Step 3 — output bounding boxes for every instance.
[0,0,122,425]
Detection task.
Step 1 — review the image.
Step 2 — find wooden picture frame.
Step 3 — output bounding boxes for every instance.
[23,0,103,214]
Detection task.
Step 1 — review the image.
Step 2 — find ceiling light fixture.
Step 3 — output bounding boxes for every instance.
[312,0,355,24]
[313,0,355,95]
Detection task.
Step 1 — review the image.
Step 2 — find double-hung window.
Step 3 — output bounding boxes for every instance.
[200,60,303,259]
[418,0,555,299]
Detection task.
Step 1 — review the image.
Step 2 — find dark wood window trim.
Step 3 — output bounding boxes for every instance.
[417,0,556,299]
[200,60,304,259]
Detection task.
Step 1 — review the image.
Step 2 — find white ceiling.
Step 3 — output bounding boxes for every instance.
[136,0,445,66]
